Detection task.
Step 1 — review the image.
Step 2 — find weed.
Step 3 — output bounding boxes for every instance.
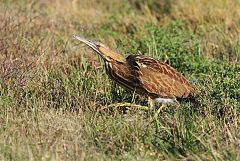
[0,0,239,160]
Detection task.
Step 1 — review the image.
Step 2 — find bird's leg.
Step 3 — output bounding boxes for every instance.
[154,99,179,116]
[109,97,155,111]
[108,92,149,111]
[147,97,164,117]
[108,102,149,111]
[156,104,166,115]
[148,97,154,110]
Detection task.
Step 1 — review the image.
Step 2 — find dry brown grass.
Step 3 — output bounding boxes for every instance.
[0,0,239,160]
[171,0,240,61]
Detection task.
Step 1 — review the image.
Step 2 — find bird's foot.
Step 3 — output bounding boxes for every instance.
[107,102,167,117]
[108,102,149,111]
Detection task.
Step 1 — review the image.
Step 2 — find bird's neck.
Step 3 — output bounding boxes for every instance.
[100,48,125,63]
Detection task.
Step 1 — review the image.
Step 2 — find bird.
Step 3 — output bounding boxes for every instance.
[74,36,197,110]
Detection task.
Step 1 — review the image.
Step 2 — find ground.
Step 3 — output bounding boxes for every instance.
[0,0,240,160]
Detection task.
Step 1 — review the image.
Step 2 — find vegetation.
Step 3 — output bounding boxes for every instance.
[0,0,239,160]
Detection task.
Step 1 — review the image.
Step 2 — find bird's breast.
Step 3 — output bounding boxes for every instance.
[105,61,138,91]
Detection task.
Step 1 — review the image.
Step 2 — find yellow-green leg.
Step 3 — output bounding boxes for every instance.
[156,104,166,113]
[107,97,169,114]
[148,97,164,117]
[148,97,154,110]
[108,102,149,111]
[154,104,166,117]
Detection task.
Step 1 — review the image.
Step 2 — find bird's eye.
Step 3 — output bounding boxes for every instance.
[92,41,101,47]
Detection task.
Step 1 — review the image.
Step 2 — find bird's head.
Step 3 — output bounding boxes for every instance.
[74,36,125,63]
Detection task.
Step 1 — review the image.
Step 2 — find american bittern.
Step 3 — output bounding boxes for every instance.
[74,36,196,110]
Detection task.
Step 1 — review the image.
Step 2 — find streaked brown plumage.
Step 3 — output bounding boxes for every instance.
[74,36,196,104]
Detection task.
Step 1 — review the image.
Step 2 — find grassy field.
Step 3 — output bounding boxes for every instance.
[0,0,240,160]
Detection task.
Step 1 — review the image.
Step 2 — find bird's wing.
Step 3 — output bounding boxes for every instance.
[126,55,195,99]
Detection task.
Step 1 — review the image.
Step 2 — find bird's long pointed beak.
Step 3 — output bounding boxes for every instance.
[74,35,101,55]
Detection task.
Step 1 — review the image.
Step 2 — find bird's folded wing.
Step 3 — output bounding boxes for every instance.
[127,55,194,99]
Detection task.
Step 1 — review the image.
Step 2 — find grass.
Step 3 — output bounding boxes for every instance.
[0,0,240,160]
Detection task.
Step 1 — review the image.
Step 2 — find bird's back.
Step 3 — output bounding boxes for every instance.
[126,54,196,100]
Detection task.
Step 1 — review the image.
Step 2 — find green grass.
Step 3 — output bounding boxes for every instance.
[0,0,240,160]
